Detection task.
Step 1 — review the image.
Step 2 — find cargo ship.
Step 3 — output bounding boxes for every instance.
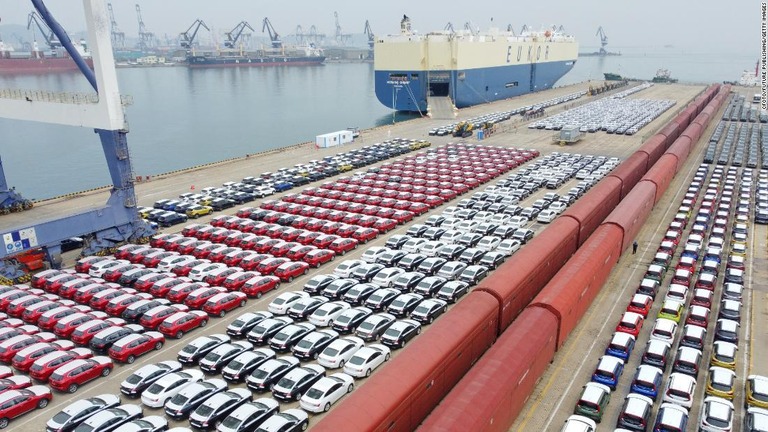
[186,44,325,68]
[0,41,93,74]
[374,16,578,112]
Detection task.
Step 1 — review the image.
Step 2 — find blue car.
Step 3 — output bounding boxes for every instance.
[630,365,664,401]
[605,332,635,361]
[274,182,294,192]
[592,355,624,390]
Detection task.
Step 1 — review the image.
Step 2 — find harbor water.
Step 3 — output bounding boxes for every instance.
[0,46,757,200]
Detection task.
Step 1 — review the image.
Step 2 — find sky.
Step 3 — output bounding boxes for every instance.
[0,0,761,54]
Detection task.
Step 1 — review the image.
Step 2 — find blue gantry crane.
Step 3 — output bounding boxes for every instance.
[0,0,155,281]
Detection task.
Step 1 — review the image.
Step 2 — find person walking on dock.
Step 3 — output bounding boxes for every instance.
[632,240,638,255]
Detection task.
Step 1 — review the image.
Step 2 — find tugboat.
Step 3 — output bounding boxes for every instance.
[651,69,678,83]
[603,72,623,81]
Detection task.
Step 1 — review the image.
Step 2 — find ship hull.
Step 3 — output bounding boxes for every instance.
[0,57,94,74]
[375,59,576,111]
[187,55,326,68]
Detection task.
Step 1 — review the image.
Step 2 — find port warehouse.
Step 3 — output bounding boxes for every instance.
[312,83,728,431]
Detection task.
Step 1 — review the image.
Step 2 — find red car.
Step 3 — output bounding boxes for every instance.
[48,356,113,392]
[204,267,243,286]
[149,233,183,249]
[239,234,267,251]
[290,216,310,229]
[241,276,281,298]
[296,231,323,246]
[202,292,247,317]
[71,320,125,346]
[327,211,348,222]
[0,385,53,426]
[113,244,148,261]
[223,271,260,291]
[626,294,653,318]
[53,313,100,338]
[105,294,152,317]
[57,280,96,300]
[329,237,359,255]
[302,249,336,268]
[615,312,644,338]
[74,257,110,274]
[89,289,132,311]
[424,195,444,208]
[373,218,398,233]
[166,283,209,304]
[211,215,237,227]
[408,202,430,215]
[0,335,39,363]
[184,287,226,310]
[157,311,209,339]
[11,341,74,373]
[312,234,340,250]
[391,210,415,224]
[139,305,188,330]
[375,207,396,219]
[285,245,317,261]
[20,301,59,325]
[108,332,164,364]
[222,251,252,267]
[255,257,291,275]
[181,224,206,237]
[44,275,81,295]
[352,228,379,243]
[342,214,364,227]
[36,307,78,331]
[335,224,359,238]
[134,274,173,292]
[28,348,93,381]
[270,242,301,258]
[280,229,303,243]
[148,278,188,298]
[6,295,47,318]
[238,254,272,272]
[304,219,326,232]
[255,239,283,254]
[273,262,311,282]
[142,251,179,268]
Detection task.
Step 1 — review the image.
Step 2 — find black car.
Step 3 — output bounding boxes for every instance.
[422,227,446,241]
[396,253,427,271]
[163,379,227,420]
[416,257,447,276]
[271,365,326,402]
[199,341,253,374]
[385,235,411,250]
[391,272,426,292]
[158,212,188,227]
[45,394,121,432]
[331,307,373,334]
[355,313,396,342]
[512,228,535,244]
[386,293,424,317]
[473,223,498,236]
[122,300,169,324]
[226,312,273,339]
[74,405,143,432]
[287,296,329,320]
[458,265,490,286]
[246,357,301,392]
[458,248,485,265]
[291,330,339,360]
[321,278,358,300]
[410,299,448,324]
[119,361,182,398]
[379,319,421,348]
[363,288,400,311]
[246,317,293,345]
[210,198,236,211]
[351,263,385,283]
[89,325,144,354]
[189,388,252,430]
[492,225,516,239]
[268,323,316,352]
[456,233,483,248]
[435,280,470,303]
[177,334,230,366]
[424,215,445,227]
[221,349,276,383]
[339,283,377,305]
[405,224,429,238]
[437,244,466,261]
[217,400,280,432]
[302,274,338,295]
[479,251,506,269]
[375,250,407,267]
[413,276,448,296]
[117,269,155,287]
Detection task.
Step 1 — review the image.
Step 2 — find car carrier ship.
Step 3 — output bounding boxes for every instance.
[374,16,578,112]
[186,44,326,68]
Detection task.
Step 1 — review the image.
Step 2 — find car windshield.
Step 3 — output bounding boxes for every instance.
[358,322,374,331]
[335,315,351,324]
[228,360,245,370]
[414,306,430,315]
[277,377,296,389]
[323,347,339,356]
[384,328,400,338]
[305,388,324,399]
[147,383,164,394]
[181,344,199,354]
[50,372,65,381]
[52,411,72,424]
[172,393,190,405]
[196,404,215,416]
[74,424,95,432]
[297,340,314,349]
[349,355,365,365]
[221,416,243,429]
[125,374,143,385]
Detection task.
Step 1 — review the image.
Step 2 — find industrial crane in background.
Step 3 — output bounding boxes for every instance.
[179,19,209,49]
[506,24,515,35]
[135,4,154,50]
[27,10,61,48]
[463,21,478,36]
[444,22,455,34]
[333,11,351,46]
[308,25,325,45]
[224,21,254,49]
[107,3,125,48]
[294,25,304,45]
[262,17,282,49]
[596,26,608,55]
[363,20,374,50]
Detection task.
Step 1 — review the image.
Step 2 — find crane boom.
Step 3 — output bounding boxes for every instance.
[136,4,154,50]
[107,3,125,48]
[27,10,61,48]
[179,19,209,49]
[262,18,281,49]
[363,20,374,49]
[596,26,608,55]
[224,21,254,49]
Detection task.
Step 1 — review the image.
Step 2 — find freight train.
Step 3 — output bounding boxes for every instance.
[312,83,728,432]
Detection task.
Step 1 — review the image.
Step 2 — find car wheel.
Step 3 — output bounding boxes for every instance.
[341,250,346,256]
[416,327,421,334]
[68,384,79,393]
[331,255,335,261]
[240,300,246,307]
[127,355,136,364]
[102,367,112,377]
[303,268,308,275]
[324,403,331,412]
[428,317,434,324]
[0,418,8,429]
[155,341,164,350]
[176,330,184,339]
[339,360,345,368]
[365,369,371,377]
[37,398,49,409]
[256,292,263,299]
[347,384,354,393]
[219,311,226,318]
[385,353,391,361]
[201,319,208,327]
[301,421,308,431]
[288,276,294,282]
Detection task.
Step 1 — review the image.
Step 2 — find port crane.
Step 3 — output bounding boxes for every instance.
[294,25,305,45]
[463,21,478,36]
[444,22,455,34]
[179,19,209,49]
[262,17,282,49]
[596,26,608,55]
[27,10,61,48]
[363,20,374,50]
[135,4,154,50]
[224,21,254,49]
[0,0,154,281]
[308,25,325,45]
[333,12,351,46]
[106,3,125,48]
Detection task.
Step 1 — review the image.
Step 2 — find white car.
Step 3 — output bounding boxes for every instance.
[189,263,225,282]
[476,236,501,252]
[662,372,696,409]
[537,209,558,224]
[157,255,197,273]
[255,409,308,432]
[141,369,205,408]
[88,259,128,277]
[508,216,529,230]
[343,344,391,378]
[267,292,310,315]
[299,372,355,413]
[308,301,351,327]
[317,336,365,369]
[371,267,405,288]
[496,239,522,256]
[698,396,734,431]
[333,260,365,278]
[360,247,390,264]
[560,414,596,431]
[419,241,445,257]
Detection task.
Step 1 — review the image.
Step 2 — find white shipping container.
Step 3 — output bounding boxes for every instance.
[316,130,354,148]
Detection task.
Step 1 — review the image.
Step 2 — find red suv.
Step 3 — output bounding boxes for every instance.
[108,332,164,364]
[139,306,186,330]
[273,262,311,282]
[184,287,226,309]
[241,276,281,298]
[28,348,93,381]
[202,292,247,318]
[157,311,209,339]
[48,357,113,393]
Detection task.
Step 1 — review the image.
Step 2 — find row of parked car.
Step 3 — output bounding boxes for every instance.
[428,90,586,136]
[564,162,766,431]
[137,139,433,228]
[722,94,767,124]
